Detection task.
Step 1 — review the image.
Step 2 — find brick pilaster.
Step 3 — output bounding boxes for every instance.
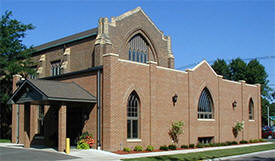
[58,105,66,152]
[11,74,22,143]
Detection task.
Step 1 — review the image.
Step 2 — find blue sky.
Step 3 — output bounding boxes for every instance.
[1,0,274,87]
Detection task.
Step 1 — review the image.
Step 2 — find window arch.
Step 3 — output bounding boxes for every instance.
[198,88,214,119]
[127,91,140,139]
[128,34,148,63]
[249,98,254,120]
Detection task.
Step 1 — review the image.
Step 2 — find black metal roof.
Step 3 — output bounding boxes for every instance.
[8,79,96,104]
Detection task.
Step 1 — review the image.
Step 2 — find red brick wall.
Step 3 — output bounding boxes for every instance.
[102,55,261,151]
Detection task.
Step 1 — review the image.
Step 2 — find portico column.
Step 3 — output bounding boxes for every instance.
[58,105,66,152]
[24,103,30,148]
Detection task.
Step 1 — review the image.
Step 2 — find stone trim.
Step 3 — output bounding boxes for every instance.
[118,59,149,67]
[127,139,142,142]
[102,53,119,57]
[156,66,187,74]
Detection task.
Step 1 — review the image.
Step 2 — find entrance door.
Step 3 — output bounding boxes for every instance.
[67,107,84,146]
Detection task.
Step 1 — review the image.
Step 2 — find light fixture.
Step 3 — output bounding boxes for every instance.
[232,100,237,108]
[172,94,178,105]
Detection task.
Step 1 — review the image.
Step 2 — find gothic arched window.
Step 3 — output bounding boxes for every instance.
[249,98,254,120]
[127,91,140,139]
[128,34,148,63]
[198,88,214,119]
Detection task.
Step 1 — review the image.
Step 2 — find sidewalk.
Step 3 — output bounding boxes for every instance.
[0,142,273,161]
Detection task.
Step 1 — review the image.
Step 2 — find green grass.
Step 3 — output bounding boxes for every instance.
[0,139,11,143]
[123,143,275,161]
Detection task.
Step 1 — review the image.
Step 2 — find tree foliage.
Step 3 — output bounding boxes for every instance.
[0,11,35,138]
[212,58,274,126]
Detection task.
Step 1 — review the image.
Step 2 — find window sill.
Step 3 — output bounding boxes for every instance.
[248,120,255,122]
[127,139,142,143]
[197,119,215,121]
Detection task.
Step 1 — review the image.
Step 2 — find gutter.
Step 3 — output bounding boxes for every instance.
[97,69,102,149]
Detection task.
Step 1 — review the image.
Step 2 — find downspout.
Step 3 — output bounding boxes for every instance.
[97,69,101,150]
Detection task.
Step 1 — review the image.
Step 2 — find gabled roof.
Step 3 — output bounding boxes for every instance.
[8,79,96,104]
[34,28,98,53]
[188,60,220,77]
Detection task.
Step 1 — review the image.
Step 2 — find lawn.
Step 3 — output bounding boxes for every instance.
[0,139,11,143]
[123,143,275,161]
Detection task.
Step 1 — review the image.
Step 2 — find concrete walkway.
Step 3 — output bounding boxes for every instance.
[0,142,273,161]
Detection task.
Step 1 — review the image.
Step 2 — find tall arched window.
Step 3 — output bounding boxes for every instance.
[128,34,148,63]
[198,88,214,119]
[249,98,254,120]
[127,91,140,139]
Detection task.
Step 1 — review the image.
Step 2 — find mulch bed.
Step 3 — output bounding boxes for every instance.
[113,148,187,154]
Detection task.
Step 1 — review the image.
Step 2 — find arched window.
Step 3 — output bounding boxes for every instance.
[249,98,254,120]
[128,34,148,63]
[198,88,214,119]
[127,91,140,139]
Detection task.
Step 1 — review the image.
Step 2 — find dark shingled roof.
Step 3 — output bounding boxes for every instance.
[8,79,96,104]
[29,79,96,102]
[34,28,98,52]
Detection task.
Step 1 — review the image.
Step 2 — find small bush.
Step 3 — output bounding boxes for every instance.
[146,145,154,151]
[240,140,248,144]
[226,141,232,145]
[209,143,216,147]
[168,144,177,150]
[189,144,195,148]
[76,142,90,149]
[123,147,131,152]
[231,141,238,145]
[134,145,143,151]
[259,139,266,142]
[220,142,228,146]
[196,143,204,148]
[181,145,189,149]
[160,145,169,151]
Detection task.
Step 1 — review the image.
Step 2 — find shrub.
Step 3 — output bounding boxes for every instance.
[209,143,216,147]
[168,144,177,150]
[233,121,244,138]
[189,144,195,148]
[146,145,154,151]
[76,142,90,149]
[123,147,131,152]
[181,145,188,149]
[168,121,184,144]
[196,143,204,148]
[231,141,238,145]
[134,145,143,151]
[160,145,169,151]
[220,142,228,146]
[240,140,248,144]
[259,139,266,142]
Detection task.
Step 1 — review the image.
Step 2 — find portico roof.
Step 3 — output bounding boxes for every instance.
[8,79,97,104]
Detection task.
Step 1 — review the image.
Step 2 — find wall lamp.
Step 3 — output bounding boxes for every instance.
[232,100,237,108]
[172,94,178,106]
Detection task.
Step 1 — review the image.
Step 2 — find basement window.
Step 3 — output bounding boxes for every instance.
[198,137,214,144]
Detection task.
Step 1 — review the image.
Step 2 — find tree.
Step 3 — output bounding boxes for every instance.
[229,58,247,81]
[211,58,274,126]
[211,59,230,79]
[0,11,35,139]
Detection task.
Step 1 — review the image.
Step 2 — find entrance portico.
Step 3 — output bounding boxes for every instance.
[8,79,96,152]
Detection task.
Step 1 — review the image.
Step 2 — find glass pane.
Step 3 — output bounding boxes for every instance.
[132,120,138,138]
[127,120,131,138]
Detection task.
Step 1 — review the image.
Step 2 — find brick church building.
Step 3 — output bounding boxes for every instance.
[9,7,261,152]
